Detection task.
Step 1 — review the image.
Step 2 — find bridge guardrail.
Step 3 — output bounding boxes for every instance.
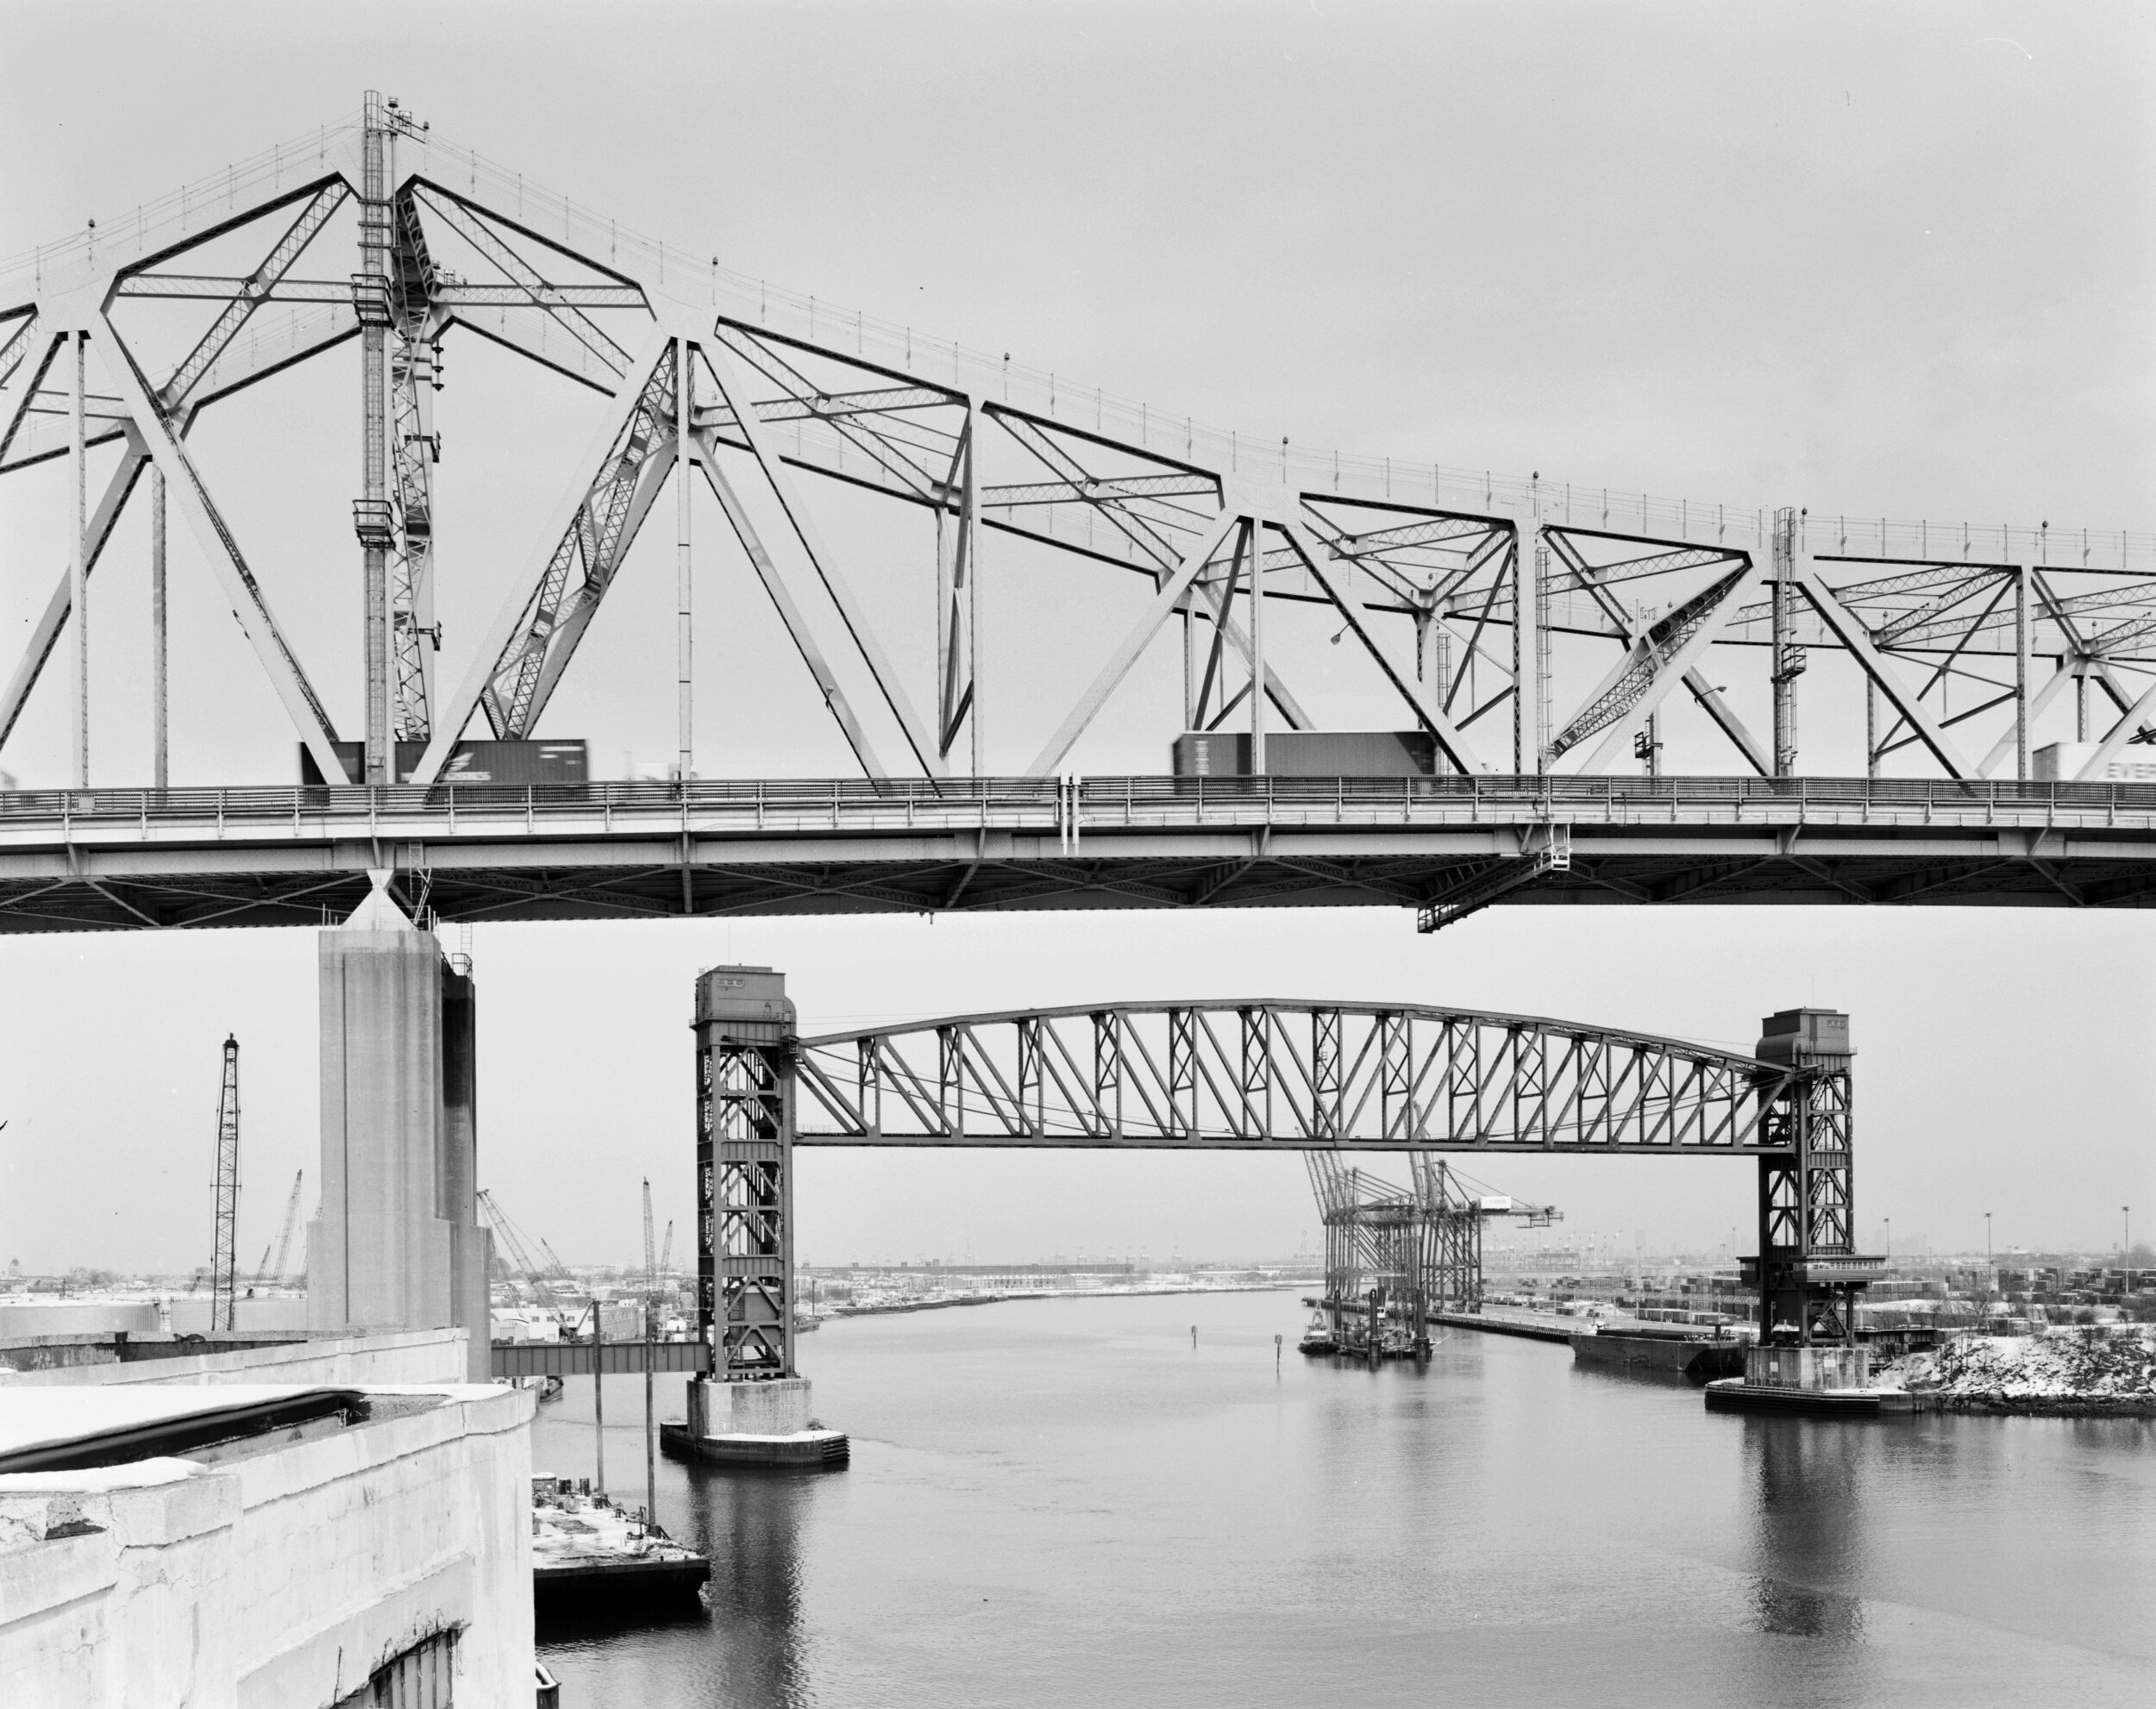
[4,773,2156,839]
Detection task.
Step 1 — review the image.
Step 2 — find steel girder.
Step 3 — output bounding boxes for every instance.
[791,1000,1799,1153]
[8,772,2156,931]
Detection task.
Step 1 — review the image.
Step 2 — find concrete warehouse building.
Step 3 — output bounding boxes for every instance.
[2,887,538,1705]
[0,1330,536,1706]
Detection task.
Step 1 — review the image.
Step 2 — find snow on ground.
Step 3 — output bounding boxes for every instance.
[1879,1328,2156,1401]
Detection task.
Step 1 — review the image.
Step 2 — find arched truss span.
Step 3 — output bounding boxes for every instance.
[792,1002,1798,1153]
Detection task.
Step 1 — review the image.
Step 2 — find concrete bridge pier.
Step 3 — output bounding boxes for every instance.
[305,872,492,1381]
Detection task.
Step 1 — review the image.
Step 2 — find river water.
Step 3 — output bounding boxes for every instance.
[533,1291,2156,1708]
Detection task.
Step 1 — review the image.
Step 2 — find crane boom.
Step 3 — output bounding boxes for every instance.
[255,1170,304,1283]
[642,1177,657,1294]
[477,1188,555,1285]
[658,1219,674,1277]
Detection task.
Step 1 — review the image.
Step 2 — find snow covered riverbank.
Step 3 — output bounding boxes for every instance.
[1879,1327,2156,1415]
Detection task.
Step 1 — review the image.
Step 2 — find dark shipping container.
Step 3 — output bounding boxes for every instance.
[1170,730,1436,778]
[299,740,590,786]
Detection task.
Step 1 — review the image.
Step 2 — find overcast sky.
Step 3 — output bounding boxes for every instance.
[2,3,2152,1275]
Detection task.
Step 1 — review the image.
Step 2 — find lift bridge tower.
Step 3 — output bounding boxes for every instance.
[1748,1009,1878,1354]
[674,967,847,1468]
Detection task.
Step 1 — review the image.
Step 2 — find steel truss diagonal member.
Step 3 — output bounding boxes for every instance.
[1544,530,1769,775]
[1026,510,1241,778]
[411,326,674,786]
[0,434,149,755]
[704,336,943,776]
[690,420,889,779]
[158,179,350,414]
[1549,558,1761,773]
[95,322,352,784]
[1795,567,1974,778]
[1281,521,1486,774]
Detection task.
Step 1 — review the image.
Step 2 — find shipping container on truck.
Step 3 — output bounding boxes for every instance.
[1170,729,1438,778]
[298,740,590,787]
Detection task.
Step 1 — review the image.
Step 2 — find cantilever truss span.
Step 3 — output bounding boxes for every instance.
[792,1001,1801,1154]
[4,97,2154,838]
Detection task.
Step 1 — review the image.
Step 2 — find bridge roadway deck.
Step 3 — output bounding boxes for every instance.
[2,773,2153,931]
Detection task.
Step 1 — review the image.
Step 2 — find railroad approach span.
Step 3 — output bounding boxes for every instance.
[1,773,2153,930]
[696,974,1868,1398]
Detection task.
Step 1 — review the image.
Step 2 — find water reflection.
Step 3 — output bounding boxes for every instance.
[679,1465,817,1708]
[1742,1418,1867,1643]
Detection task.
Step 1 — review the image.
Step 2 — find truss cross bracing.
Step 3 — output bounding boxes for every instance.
[3,98,2152,932]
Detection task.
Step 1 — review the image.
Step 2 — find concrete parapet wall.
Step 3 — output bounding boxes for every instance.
[0,1381,536,1709]
[1,1329,470,1389]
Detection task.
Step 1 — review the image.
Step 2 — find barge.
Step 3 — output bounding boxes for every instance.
[1570,1324,1747,1381]
[530,1477,710,1612]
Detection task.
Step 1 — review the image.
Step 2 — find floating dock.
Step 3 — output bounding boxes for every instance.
[1703,1378,1915,1417]
[530,1478,710,1612]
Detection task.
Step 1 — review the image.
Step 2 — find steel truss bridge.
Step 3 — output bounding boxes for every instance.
[4,98,2153,934]
[699,986,1866,1382]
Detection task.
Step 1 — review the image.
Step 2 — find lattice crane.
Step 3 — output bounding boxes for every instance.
[476,1188,571,1289]
[209,1036,241,1332]
[251,1170,304,1286]
[642,1177,657,1302]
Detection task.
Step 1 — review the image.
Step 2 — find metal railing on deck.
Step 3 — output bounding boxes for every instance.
[3,773,2156,841]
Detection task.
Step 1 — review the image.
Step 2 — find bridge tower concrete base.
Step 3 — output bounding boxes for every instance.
[305,872,491,1382]
[677,965,848,1470]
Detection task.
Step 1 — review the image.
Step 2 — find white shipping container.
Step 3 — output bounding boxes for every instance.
[2033,742,2156,783]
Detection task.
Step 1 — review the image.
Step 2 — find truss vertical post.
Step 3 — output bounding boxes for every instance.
[676,338,693,780]
[694,967,797,1384]
[1239,1007,1269,1139]
[358,91,392,784]
[1770,507,1801,777]
[1168,1008,1195,1137]
[210,1035,241,1334]
[1018,1017,1042,1135]
[1312,1009,1341,1140]
[151,468,166,789]
[1247,520,1267,773]
[1415,598,1449,718]
[1753,1008,1858,1346]
[2014,566,2030,781]
[1514,504,1545,774]
[1380,1013,1410,1142]
[69,329,86,788]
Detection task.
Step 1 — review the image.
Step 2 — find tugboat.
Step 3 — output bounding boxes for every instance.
[530,1476,710,1613]
[1297,1311,1338,1355]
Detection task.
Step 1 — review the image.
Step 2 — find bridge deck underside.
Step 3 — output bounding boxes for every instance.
[3,776,2153,930]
